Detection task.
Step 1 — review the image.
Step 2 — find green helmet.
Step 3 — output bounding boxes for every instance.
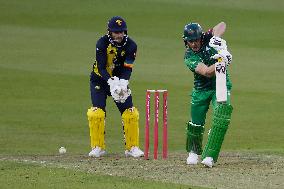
[183,23,203,41]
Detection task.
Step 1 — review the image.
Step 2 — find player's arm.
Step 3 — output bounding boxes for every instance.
[195,63,215,78]
[96,41,111,81]
[120,42,137,80]
[212,22,226,37]
[120,65,132,80]
[185,54,215,78]
[209,22,228,51]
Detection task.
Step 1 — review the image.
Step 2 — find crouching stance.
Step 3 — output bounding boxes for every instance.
[183,22,233,167]
[87,16,143,158]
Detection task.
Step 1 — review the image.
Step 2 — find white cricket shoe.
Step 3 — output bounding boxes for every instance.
[125,146,144,158]
[88,146,106,157]
[201,157,214,168]
[186,152,199,165]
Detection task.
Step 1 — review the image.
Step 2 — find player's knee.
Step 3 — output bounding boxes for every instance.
[214,104,233,120]
[188,121,204,128]
[87,107,105,120]
[187,121,204,135]
[122,107,139,120]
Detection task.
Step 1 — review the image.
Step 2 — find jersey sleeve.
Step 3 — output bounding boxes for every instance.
[184,53,202,72]
[119,41,137,80]
[124,42,137,68]
[95,38,111,81]
[203,29,213,45]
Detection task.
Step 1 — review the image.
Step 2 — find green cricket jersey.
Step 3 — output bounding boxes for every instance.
[184,31,232,91]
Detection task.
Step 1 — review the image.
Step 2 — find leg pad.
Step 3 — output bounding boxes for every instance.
[186,122,204,155]
[122,107,139,150]
[87,107,106,149]
[202,104,233,162]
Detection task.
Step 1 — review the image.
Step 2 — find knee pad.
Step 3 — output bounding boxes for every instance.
[202,104,233,162]
[121,107,139,150]
[186,122,204,155]
[87,107,106,149]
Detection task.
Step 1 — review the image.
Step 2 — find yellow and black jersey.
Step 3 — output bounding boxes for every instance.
[91,35,137,81]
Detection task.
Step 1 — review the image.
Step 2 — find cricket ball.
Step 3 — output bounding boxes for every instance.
[59,147,67,154]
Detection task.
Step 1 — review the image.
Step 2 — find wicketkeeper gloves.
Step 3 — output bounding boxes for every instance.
[107,76,131,103]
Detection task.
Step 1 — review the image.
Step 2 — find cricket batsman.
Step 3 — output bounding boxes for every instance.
[183,22,233,167]
[87,16,144,158]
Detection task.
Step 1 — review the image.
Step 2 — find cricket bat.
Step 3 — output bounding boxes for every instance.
[215,58,227,102]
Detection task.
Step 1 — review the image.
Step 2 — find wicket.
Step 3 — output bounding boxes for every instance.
[144,89,168,160]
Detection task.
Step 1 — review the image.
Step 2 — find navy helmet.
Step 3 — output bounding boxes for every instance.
[107,16,127,32]
[183,23,203,41]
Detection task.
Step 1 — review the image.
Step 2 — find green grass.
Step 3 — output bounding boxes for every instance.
[0,161,206,189]
[0,0,284,188]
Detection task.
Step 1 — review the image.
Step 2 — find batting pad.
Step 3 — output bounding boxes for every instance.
[186,122,205,155]
[201,104,233,162]
[87,107,106,149]
[122,107,139,150]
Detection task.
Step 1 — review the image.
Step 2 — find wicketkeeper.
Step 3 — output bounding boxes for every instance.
[183,22,233,167]
[87,16,144,158]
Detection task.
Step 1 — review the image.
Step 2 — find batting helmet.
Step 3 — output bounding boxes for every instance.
[183,23,203,41]
[107,16,127,32]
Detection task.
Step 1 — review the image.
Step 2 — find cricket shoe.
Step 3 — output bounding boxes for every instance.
[186,152,199,165]
[201,157,214,168]
[125,146,144,158]
[88,146,106,157]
